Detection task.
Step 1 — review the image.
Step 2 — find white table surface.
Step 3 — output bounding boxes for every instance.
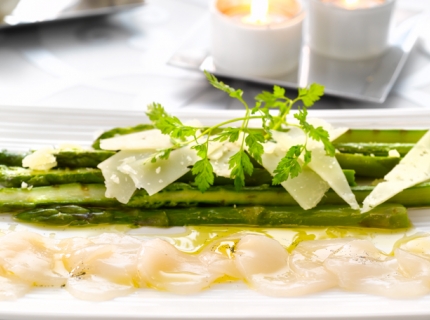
[0,0,429,112]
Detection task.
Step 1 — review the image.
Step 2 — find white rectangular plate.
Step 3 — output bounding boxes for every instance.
[1,106,430,320]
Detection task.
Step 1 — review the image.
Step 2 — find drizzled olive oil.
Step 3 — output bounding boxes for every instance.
[130,226,415,255]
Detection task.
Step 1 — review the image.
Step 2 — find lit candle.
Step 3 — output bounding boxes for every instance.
[308,0,395,60]
[211,0,304,77]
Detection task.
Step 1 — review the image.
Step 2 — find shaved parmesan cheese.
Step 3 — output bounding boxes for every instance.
[308,118,348,141]
[22,148,57,171]
[208,142,241,178]
[265,122,357,210]
[184,119,203,128]
[261,142,330,210]
[362,130,430,213]
[100,129,173,151]
[98,150,150,204]
[306,147,359,210]
[262,130,330,209]
[388,149,401,158]
[118,146,199,196]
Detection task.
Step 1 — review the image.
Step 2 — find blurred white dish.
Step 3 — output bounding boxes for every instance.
[0,0,144,28]
[419,18,430,56]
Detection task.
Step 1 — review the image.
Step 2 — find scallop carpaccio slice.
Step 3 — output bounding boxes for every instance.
[234,235,337,296]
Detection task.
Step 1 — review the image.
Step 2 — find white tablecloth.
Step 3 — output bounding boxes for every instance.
[0,0,429,111]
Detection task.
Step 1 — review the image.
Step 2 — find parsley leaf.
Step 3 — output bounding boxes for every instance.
[204,71,244,101]
[272,145,303,185]
[192,158,214,192]
[229,151,253,190]
[245,132,265,164]
[213,128,241,143]
[298,83,324,107]
[304,149,312,165]
[255,86,288,110]
[192,144,207,158]
[294,108,335,156]
[146,103,197,141]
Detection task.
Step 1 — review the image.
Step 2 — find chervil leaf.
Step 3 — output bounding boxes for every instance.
[245,132,265,164]
[272,145,303,185]
[159,148,173,160]
[255,91,277,106]
[273,85,286,98]
[213,128,241,143]
[308,126,335,156]
[204,71,243,100]
[192,144,208,159]
[298,84,324,107]
[146,103,197,141]
[255,89,287,109]
[251,101,262,114]
[146,102,166,122]
[192,158,214,192]
[304,149,312,164]
[229,151,253,190]
[294,108,335,157]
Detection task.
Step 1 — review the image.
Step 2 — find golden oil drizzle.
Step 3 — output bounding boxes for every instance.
[140,226,416,255]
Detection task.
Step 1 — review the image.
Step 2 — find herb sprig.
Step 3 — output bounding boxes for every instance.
[146,71,332,192]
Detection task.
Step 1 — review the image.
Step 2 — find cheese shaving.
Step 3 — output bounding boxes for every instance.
[100,130,173,151]
[362,130,430,213]
[117,146,199,196]
[22,148,57,171]
[262,119,356,210]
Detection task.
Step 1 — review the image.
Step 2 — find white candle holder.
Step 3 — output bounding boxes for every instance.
[211,0,305,77]
[308,0,396,60]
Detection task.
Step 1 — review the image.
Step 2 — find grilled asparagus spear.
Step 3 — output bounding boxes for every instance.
[0,165,357,188]
[14,203,410,229]
[1,182,429,212]
[0,149,114,168]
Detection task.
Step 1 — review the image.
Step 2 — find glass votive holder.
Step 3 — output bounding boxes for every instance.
[308,0,396,60]
[211,0,305,77]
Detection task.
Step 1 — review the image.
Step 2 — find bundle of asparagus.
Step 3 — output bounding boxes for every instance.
[0,126,427,229]
[1,74,428,229]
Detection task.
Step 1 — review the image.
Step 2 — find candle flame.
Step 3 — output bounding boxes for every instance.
[343,0,359,8]
[249,0,269,23]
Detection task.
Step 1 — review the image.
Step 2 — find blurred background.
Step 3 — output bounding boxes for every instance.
[0,0,429,111]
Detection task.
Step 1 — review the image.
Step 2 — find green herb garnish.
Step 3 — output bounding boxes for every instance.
[146,71,331,192]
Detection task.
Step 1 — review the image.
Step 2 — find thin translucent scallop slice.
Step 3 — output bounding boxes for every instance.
[0,275,31,300]
[289,238,354,279]
[199,236,242,279]
[66,274,135,301]
[395,246,430,290]
[234,235,334,296]
[324,239,429,298]
[138,238,221,294]
[0,231,66,287]
[397,234,430,259]
[62,233,142,286]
